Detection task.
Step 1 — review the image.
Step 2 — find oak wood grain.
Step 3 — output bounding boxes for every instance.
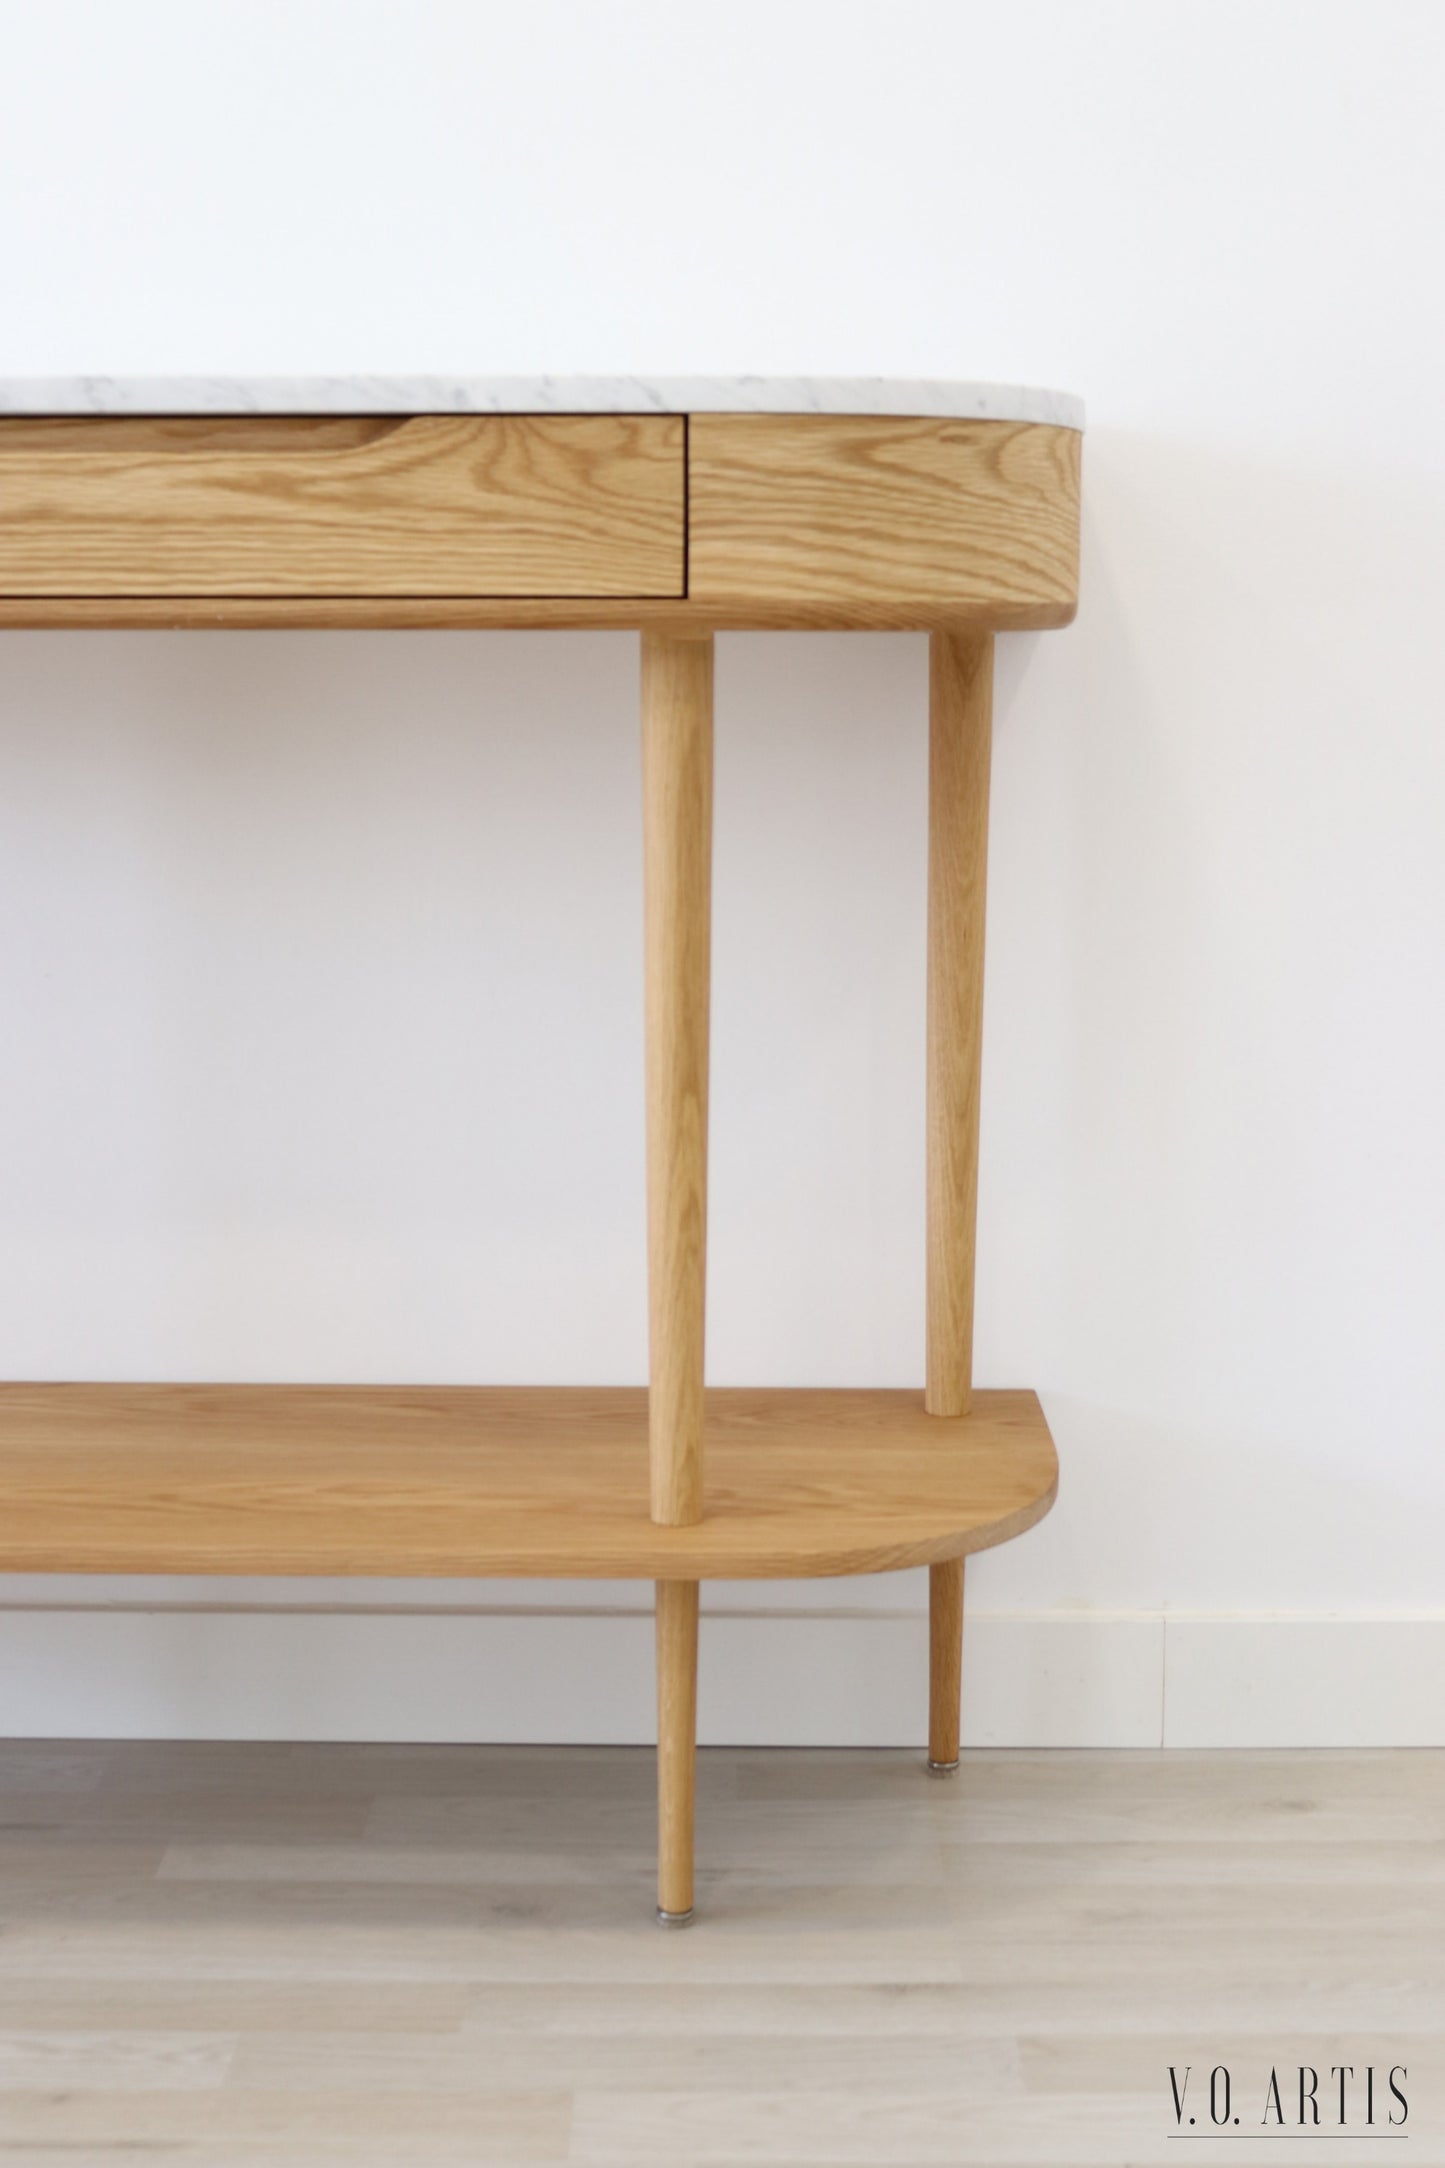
[655,1579,699,1918]
[0,593,1065,630]
[0,410,1079,624]
[928,1558,965,1767]
[687,416,1080,624]
[0,414,685,597]
[926,632,993,1417]
[641,634,713,1528]
[0,1385,1056,1579]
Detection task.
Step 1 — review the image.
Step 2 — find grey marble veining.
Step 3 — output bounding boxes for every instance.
[0,375,1084,428]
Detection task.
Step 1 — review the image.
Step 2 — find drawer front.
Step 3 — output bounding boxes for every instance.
[686,415,1080,624]
[0,415,685,597]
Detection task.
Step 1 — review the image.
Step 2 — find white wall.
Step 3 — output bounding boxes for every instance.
[1,0,1442,1745]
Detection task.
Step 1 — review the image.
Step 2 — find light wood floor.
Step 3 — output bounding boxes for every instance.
[0,1743,1439,2165]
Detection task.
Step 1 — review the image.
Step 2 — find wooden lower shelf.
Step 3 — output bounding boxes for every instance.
[0,1385,1055,1581]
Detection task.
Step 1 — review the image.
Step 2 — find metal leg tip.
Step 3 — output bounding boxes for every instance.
[926,1757,960,1777]
[656,1905,695,1928]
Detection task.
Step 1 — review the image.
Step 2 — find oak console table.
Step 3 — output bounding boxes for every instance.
[0,375,1082,1923]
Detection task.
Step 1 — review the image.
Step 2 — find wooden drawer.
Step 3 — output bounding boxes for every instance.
[687,415,1080,626]
[0,415,685,597]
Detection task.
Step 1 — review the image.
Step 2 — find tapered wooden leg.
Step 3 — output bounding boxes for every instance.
[924,632,993,1772]
[928,1558,964,1773]
[642,633,712,1921]
[655,1577,699,1923]
[641,632,713,1528]
[926,632,992,1420]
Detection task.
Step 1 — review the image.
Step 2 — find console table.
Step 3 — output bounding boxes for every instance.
[0,375,1083,1923]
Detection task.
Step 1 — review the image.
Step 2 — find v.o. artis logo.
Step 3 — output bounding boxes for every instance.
[1169,2063,1408,2136]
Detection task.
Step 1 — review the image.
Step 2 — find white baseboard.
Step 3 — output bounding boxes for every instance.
[1,1598,1441,1748]
[1162,1615,1445,1747]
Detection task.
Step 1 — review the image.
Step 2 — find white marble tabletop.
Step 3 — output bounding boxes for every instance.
[0,376,1083,428]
